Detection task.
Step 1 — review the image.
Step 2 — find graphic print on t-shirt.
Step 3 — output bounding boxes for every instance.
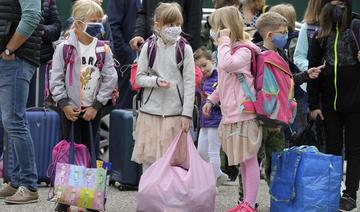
[79,38,101,107]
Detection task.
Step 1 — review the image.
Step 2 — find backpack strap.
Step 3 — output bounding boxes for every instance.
[175,36,187,75]
[62,44,75,86]
[95,39,108,71]
[147,35,157,69]
[232,44,257,76]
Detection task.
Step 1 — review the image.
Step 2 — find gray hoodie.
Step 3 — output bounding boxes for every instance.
[50,30,118,110]
[137,38,195,118]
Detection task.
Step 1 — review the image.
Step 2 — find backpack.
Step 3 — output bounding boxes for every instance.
[45,40,119,107]
[234,45,297,127]
[130,35,187,92]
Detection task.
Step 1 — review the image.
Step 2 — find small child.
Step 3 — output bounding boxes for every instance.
[203,6,263,212]
[131,3,195,170]
[255,12,322,184]
[50,0,118,211]
[194,47,229,187]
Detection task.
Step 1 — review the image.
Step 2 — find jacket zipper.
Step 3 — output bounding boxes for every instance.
[176,85,184,106]
[143,87,154,105]
[333,24,340,111]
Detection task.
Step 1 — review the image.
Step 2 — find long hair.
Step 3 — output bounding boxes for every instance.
[241,0,266,13]
[270,4,296,32]
[153,2,183,26]
[317,2,350,38]
[71,0,104,22]
[210,6,249,45]
[303,0,322,24]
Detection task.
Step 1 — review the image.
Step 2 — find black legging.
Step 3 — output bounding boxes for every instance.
[323,109,360,199]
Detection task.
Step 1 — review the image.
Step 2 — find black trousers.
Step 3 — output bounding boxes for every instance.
[323,109,360,199]
[61,109,102,159]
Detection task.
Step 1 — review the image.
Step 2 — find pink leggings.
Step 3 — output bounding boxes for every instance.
[240,156,260,208]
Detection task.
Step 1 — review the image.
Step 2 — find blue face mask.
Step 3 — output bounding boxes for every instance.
[272,33,288,49]
[84,22,103,38]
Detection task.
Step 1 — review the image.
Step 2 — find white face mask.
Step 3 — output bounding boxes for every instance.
[210,29,216,41]
[161,26,182,44]
[240,0,248,4]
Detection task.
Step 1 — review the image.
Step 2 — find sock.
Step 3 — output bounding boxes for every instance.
[240,156,260,208]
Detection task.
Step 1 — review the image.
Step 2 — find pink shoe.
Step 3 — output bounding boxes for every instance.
[238,202,258,212]
[226,203,242,212]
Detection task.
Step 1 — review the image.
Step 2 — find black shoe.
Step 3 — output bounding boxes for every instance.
[55,203,69,212]
[339,194,357,212]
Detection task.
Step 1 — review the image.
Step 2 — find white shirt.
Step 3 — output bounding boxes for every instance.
[78,38,101,107]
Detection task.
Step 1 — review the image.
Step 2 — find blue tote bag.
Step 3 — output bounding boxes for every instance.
[270,146,342,212]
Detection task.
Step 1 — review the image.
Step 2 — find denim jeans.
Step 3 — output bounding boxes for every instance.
[0,58,38,190]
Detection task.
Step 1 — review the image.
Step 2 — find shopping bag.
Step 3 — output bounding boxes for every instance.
[136,131,216,212]
[52,122,108,211]
[270,146,342,212]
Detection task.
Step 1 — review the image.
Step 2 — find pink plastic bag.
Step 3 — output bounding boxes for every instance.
[136,131,216,212]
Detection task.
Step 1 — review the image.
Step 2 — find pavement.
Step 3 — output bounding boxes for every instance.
[0,179,271,212]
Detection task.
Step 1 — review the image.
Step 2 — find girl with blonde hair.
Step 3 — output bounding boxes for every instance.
[203,6,262,212]
[131,2,195,169]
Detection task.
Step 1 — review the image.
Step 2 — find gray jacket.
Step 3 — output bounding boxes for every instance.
[50,30,118,110]
[137,38,195,118]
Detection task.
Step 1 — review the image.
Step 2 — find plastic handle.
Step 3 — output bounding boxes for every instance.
[88,122,97,168]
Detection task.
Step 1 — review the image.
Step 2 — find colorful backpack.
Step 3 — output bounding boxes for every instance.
[234,45,297,127]
[130,35,187,92]
[45,40,119,106]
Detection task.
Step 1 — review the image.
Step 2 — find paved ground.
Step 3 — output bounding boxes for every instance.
[0,179,271,212]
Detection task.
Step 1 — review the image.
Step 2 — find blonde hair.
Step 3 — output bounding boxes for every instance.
[270,4,296,32]
[210,6,249,44]
[71,0,104,22]
[303,0,322,24]
[154,2,183,26]
[256,12,288,38]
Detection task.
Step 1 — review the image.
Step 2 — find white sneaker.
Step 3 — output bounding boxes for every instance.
[216,173,229,187]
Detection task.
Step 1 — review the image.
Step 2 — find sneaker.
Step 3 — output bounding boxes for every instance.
[216,173,229,187]
[0,183,18,199]
[4,186,39,204]
[226,202,257,212]
[339,194,357,212]
[55,203,70,212]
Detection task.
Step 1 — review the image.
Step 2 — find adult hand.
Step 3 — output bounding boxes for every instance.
[202,102,213,117]
[63,105,80,122]
[129,36,145,51]
[307,65,323,79]
[0,52,16,61]
[157,78,170,88]
[181,117,191,132]
[357,51,360,62]
[82,107,97,121]
[310,109,324,120]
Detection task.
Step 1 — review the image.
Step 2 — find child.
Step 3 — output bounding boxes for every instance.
[49,0,118,211]
[194,47,229,187]
[203,6,263,212]
[308,1,360,211]
[131,3,195,169]
[254,12,322,185]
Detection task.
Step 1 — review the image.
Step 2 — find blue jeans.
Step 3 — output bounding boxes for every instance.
[0,58,38,190]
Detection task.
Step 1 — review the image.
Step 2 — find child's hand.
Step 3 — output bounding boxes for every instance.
[157,78,170,88]
[63,105,80,122]
[357,51,360,62]
[307,65,323,79]
[219,28,231,37]
[82,107,98,121]
[202,102,213,117]
[181,117,191,133]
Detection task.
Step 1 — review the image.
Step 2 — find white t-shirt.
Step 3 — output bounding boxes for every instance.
[78,38,101,107]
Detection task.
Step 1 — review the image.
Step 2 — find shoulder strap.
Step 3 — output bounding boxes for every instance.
[62,44,75,86]
[232,44,257,77]
[147,35,157,69]
[175,36,187,75]
[95,39,108,71]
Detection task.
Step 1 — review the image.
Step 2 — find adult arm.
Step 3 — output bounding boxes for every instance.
[40,0,61,43]
[132,0,147,39]
[6,0,41,52]
[293,23,310,72]
[108,0,133,65]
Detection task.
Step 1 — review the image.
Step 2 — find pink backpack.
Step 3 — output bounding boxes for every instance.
[234,45,297,127]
